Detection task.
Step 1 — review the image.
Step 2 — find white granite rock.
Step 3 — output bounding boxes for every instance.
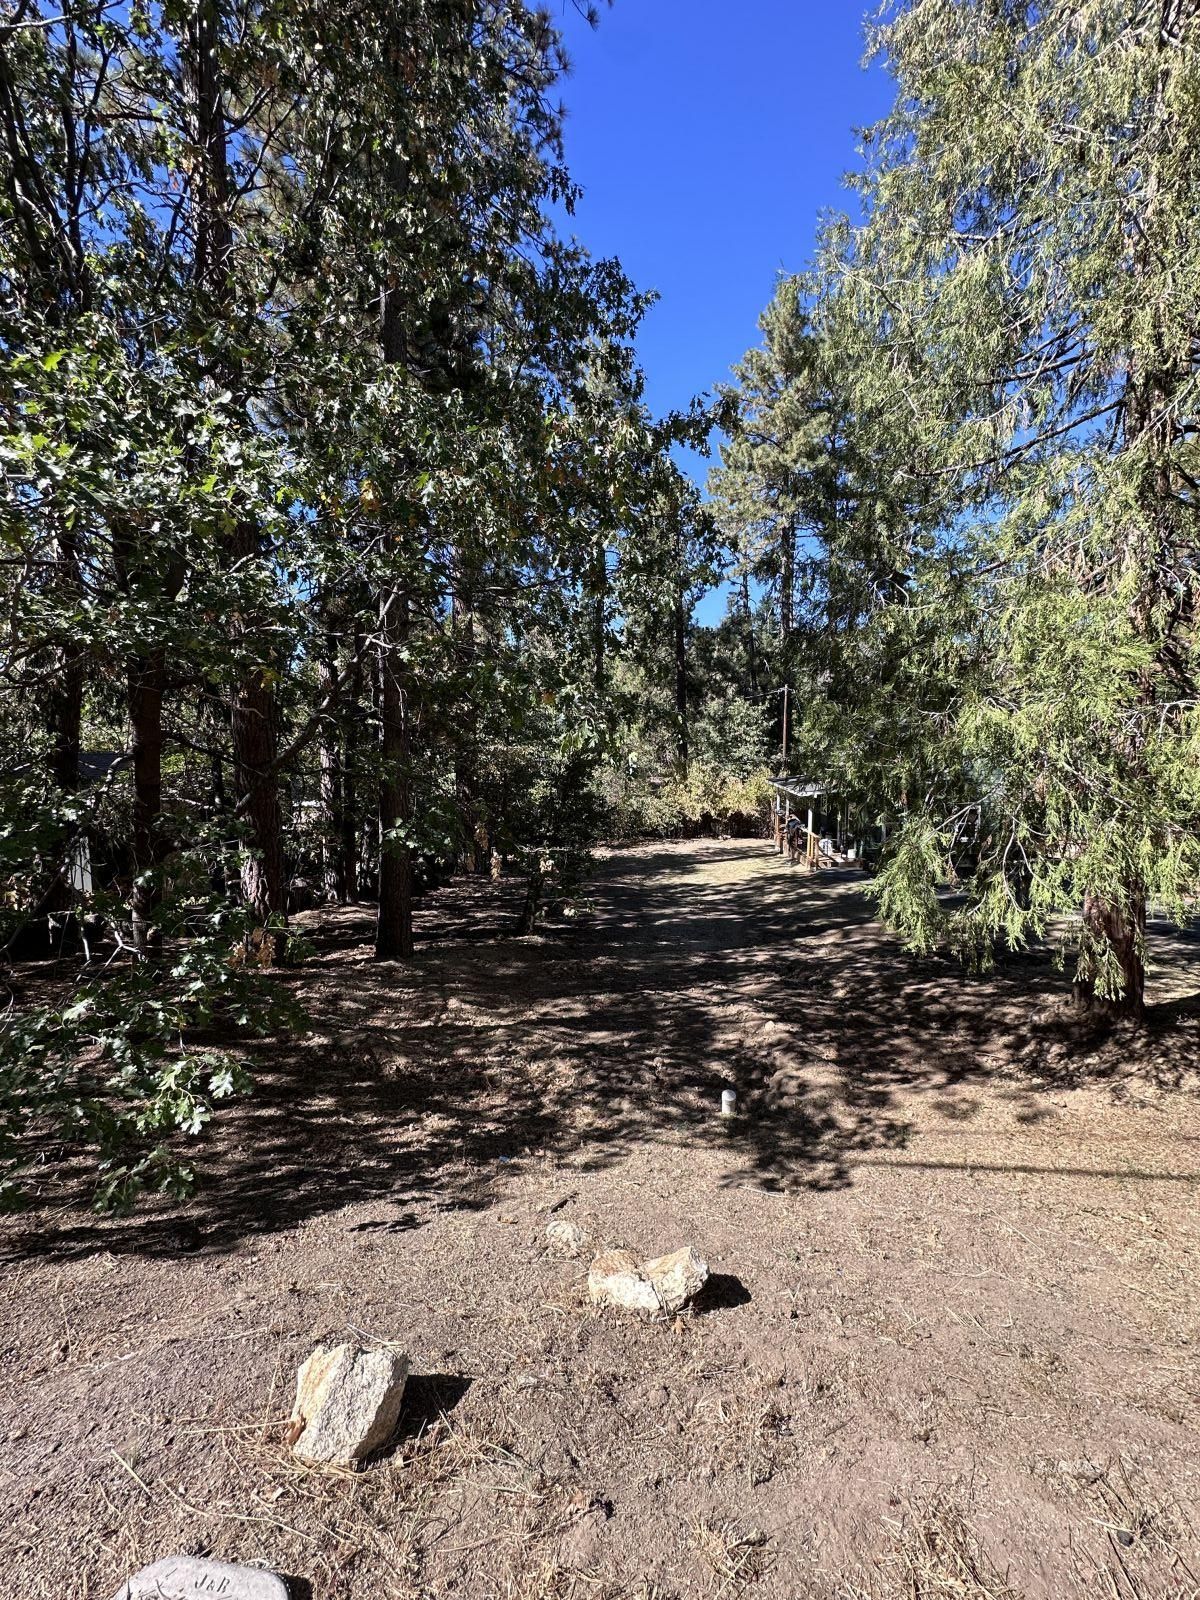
[587,1244,708,1316]
[546,1218,587,1257]
[587,1247,661,1313]
[289,1341,409,1466]
[642,1246,709,1314]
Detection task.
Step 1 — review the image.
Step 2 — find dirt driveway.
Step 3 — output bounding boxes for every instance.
[3,840,1199,1598]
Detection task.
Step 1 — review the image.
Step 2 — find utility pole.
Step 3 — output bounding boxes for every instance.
[780,684,789,775]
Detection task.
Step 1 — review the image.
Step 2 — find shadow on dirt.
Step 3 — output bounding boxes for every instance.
[383,1373,473,1458]
[9,842,1200,1261]
[694,1273,753,1313]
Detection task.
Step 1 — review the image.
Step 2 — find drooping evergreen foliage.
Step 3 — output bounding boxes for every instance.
[719,1,1200,1014]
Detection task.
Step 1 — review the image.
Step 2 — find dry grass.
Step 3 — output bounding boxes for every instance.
[500,1557,673,1600]
[841,1492,1019,1600]
[692,1518,774,1596]
[1074,1459,1200,1600]
[95,1403,526,1599]
[695,1389,794,1488]
[500,1557,592,1599]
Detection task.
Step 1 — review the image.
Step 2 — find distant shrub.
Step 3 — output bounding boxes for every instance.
[598,692,775,841]
[657,765,775,838]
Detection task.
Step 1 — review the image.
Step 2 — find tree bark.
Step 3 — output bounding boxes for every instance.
[452,553,485,871]
[372,152,415,959]
[374,589,413,960]
[317,634,346,902]
[114,513,186,957]
[341,626,363,901]
[47,527,84,796]
[231,655,286,924]
[779,515,796,647]
[187,0,232,294]
[741,571,759,696]
[1073,890,1146,1018]
[1083,10,1192,1022]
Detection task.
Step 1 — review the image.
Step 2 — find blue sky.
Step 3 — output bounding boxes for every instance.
[552,1,895,620]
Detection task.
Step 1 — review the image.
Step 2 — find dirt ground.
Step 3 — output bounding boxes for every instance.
[3,839,1200,1600]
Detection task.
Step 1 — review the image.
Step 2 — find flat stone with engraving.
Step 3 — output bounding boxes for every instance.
[108,1555,290,1600]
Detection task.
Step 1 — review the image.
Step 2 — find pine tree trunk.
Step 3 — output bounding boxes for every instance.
[228,498,284,926]
[1073,891,1146,1018]
[48,531,84,797]
[374,589,413,960]
[742,572,759,696]
[780,516,796,646]
[452,562,485,871]
[232,654,286,925]
[341,772,359,902]
[341,635,362,902]
[1079,14,1186,1024]
[1081,6,1194,1023]
[372,182,415,959]
[187,0,231,293]
[318,637,346,903]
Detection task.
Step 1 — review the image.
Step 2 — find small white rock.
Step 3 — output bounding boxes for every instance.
[588,1248,662,1313]
[546,1218,587,1257]
[644,1246,709,1313]
[289,1341,409,1466]
[588,1244,709,1316]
